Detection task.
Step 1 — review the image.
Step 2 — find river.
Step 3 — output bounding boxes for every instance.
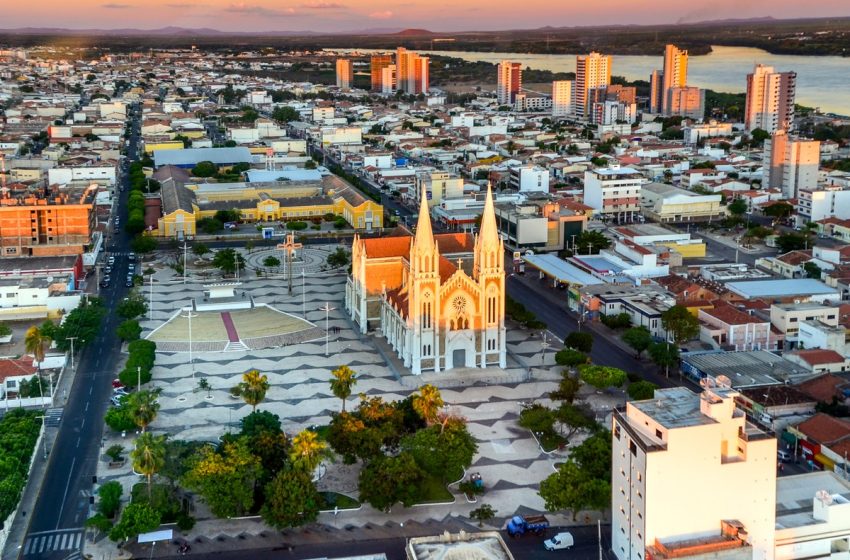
[335,46,850,115]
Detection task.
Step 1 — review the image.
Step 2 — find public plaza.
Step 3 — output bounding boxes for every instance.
[92,243,624,552]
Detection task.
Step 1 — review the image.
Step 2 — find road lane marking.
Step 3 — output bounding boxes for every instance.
[75,437,80,448]
[55,456,76,529]
[84,402,88,411]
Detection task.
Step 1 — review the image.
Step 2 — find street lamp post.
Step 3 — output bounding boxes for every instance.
[181,306,198,382]
[540,332,550,367]
[66,336,77,372]
[319,303,336,356]
[302,269,306,318]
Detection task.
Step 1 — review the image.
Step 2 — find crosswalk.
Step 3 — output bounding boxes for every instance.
[43,408,63,427]
[22,528,83,556]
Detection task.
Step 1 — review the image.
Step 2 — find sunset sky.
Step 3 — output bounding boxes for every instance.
[4,0,848,32]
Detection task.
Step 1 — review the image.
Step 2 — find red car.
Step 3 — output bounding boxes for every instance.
[112,379,124,389]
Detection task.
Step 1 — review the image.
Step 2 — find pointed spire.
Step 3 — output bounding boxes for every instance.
[413,187,434,252]
[478,182,498,248]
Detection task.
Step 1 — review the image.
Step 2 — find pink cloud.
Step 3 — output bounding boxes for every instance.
[368,9,392,19]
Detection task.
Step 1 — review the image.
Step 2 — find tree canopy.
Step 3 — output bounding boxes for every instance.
[661,305,699,345]
[578,365,627,389]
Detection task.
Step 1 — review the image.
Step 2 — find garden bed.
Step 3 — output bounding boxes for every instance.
[414,475,454,505]
[320,492,360,510]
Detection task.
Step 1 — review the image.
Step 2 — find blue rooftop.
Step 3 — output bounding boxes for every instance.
[246,169,323,183]
[523,254,604,286]
[153,147,253,168]
[726,279,839,299]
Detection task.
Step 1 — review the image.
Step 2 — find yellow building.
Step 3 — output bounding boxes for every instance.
[157,175,383,237]
[144,141,184,155]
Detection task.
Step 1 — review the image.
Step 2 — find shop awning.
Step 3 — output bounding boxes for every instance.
[815,453,836,471]
[781,432,797,445]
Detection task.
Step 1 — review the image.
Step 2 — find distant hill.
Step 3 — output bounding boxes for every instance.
[0,26,317,36]
[394,28,435,36]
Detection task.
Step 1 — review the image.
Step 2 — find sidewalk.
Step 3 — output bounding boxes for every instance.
[1,360,79,560]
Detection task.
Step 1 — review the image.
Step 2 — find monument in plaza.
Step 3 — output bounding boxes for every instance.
[346,185,507,374]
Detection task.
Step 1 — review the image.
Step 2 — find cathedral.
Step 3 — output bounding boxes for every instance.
[346,186,507,374]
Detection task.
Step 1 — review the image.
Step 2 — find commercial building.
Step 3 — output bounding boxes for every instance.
[698,301,777,351]
[726,279,839,304]
[152,147,253,169]
[665,86,705,120]
[745,64,797,134]
[497,61,522,106]
[574,52,612,119]
[335,59,353,90]
[681,350,813,388]
[552,80,573,117]
[413,171,463,207]
[0,184,98,258]
[612,224,707,259]
[583,166,644,223]
[770,302,839,348]
[683,121,735,145]
[370,54,394,92]
[494,197,587,252]
[612,386,776,560]
[763,131,820,199]
[579,284,674,338]
[640,182,726,224]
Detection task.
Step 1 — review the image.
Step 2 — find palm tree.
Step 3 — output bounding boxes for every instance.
[239,369,269,412]
[289,430,328,473]
[24,325,51,404]
[329,365,357,412]
[131,432,166,499]
[127,389,161,432]
[412,384,444,425]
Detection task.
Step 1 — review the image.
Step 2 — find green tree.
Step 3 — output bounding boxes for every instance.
[126,389,161,432]
[97,480,123,519]
[198,217,223,234]
[238,369,269,412]
[776,233,808,253]
[131,432,166,499]
[24,325,50,399]
[402,418,478,482]
[117,294,148,320]
[728,198,748,216]
[550,373,582,403]
[750,128,770,146]
[539,461,609,518]
[358,452,424,512]
[191,161,217,177]
[117,319,142,342]
[131,235,157,254]
[627,381,658,401]
[661,305,699,345]
[0,324,11,338]
[622,326,652,358]
[240,410,281,438]
[104,403,136,432]
[192,243,210,258]
[564,332,593,353]
[578,365,627,390]
[182,440,262,518]
[470,504,497,527]
[212,248,246,276]
[109,503,161,542]
[554,348,588,368]
[574,231,611,255]
[763,202,794,219]
[262,255,281,270]
[327,247,351,268]
[804,262,823,279]
[327,411,383,464]
[555,402,596,438]
[261,466,321,529]
[271,106,299,123]
[330,365,357,412]
[648,342,680,377]
[412,384,444,425]
[289,429,329,473]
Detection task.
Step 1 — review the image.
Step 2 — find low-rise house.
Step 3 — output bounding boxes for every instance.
[784,349,850,374]
[699,302,778,351]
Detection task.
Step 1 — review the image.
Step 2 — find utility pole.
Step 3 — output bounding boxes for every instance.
[181,306,198,382]
[319,303,336,356]
[302,269,306,318]
[66,336,77,372]
[183,240,188,284]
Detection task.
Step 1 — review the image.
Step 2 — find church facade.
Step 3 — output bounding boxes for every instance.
[346,187,506,374]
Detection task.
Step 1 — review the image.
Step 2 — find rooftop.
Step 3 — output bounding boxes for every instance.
[727,279,839,299]
[776,471,850,530]
[630,387,718,430]
[522,254,604,286]
[153,147,253,167]
[682,350,814,388]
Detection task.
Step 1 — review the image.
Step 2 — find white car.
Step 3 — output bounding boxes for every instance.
[544,532,574,551]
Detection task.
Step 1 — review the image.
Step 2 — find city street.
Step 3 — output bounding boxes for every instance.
[15,104,141,560]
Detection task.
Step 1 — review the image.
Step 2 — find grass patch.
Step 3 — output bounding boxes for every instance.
[415,474,454,505]
[320,492,360,510]
[540,431,566,453]
[310,424,331,441]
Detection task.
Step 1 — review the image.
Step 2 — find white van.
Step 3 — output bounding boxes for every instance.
[778,450,792,462]
[544,532,574,551]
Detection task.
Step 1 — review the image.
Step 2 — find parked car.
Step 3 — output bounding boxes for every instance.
[113,388,129,397]
[107,256,116,265]
[128,252,136,262]
[110,395,125,406]
[100,277,111,288]
[125,278,134,287]
[112,379,125,389]
[544,532,574,551]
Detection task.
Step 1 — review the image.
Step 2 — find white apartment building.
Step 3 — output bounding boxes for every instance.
[612,386,776,560]
[552,80,573,117]
[764,131,820,199]
[745,64,797,134]
[47,166,116,187]
[497,61,522,105]
[683,121,735,145]
[796,187,850,227]
[381,65,396,94]
[509,165,549,193]
[770,302,839,347]
[320,126,361,146]
[591,100,637,125]
[583,167,644,223]
[575,52,612,119]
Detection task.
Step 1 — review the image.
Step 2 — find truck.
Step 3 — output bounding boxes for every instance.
[544,532,575,551]
[506,514,549,537]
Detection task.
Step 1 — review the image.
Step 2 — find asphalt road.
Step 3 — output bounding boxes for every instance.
[154,525,612,560]
[18,105,141,560]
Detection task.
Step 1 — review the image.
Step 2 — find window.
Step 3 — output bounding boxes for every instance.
[655,429,662,439]
[629,440,637,456]
[614,425,621,439]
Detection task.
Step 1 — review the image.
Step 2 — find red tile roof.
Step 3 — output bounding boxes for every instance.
[797,374,850,403]
[701,302,764,325]
[0,357,37,381]
[790,349,847,366]
[361,236,411,258]
[434,233,475,254]
[796,413,850,444]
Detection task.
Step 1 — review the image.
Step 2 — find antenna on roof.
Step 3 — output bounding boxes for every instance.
[716,375,732,389]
